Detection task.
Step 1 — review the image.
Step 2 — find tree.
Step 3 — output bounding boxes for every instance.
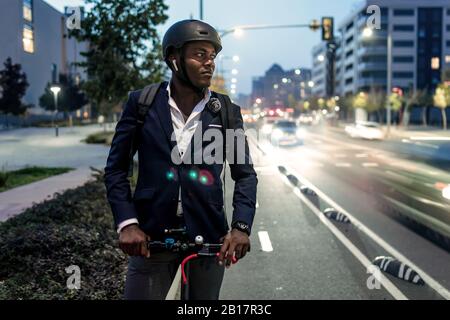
[388,92,403,125]
[416,90,434,127]
[210,75,227,95]
[39,74,88,116]
[0,57,30,128]
[434,84,450,130]
[352,92,368,109]
[287,94,297,109]
[69,0,169,119]
[367,90,386,123]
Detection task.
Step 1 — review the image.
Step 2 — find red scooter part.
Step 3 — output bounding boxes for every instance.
[181,253,238,285]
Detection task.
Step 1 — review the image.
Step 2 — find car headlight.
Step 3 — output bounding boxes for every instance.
[296,128,305,139]
[443,185,450,200]
[262,125,272,134]
[272,129,283,139]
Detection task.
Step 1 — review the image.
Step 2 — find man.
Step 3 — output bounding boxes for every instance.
[104,20,258,300]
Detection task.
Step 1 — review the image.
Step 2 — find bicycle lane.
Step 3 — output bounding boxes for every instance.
[219,145,394,300]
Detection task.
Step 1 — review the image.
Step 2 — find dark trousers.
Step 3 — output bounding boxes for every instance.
[123,252,225,300]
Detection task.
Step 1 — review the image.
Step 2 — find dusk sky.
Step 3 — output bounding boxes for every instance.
[45,0,364,94]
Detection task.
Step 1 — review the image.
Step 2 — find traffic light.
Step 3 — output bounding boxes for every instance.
[322,17,334,41]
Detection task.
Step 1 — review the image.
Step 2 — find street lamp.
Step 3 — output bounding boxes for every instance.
[317,54,325,62]
[308,81,315,88]
[50,85,61,137]
[233,28,244,38]
[362,27,373,38]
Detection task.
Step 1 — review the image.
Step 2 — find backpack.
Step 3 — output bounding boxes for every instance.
[127,82,236,178]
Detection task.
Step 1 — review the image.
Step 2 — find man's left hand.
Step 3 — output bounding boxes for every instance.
[218,230,250,268]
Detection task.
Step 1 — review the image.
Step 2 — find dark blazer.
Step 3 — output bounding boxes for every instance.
[104,82,258,243]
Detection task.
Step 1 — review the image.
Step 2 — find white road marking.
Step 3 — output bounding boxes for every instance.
[285,166,450,300]
[410,136,450,141]
[258,231,274,252]
[335,154,347,158]
[335,163,351,168]
[362,163,379,167]
[356,153,369,158]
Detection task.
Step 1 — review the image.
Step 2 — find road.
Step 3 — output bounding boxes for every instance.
[220,124,450,300]
[2,123,449,299]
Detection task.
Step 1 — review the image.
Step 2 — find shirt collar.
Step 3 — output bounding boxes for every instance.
[166,80,211,105]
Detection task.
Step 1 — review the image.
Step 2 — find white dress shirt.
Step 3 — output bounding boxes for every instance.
[117,82,211,233]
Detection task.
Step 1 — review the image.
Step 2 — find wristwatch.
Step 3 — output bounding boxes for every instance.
[231,221,250,236]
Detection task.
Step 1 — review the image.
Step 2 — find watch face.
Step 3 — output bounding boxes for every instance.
[237,222,248,229]
[234,222,249,231]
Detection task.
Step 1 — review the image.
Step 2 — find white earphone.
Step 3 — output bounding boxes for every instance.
[172,60,179,72]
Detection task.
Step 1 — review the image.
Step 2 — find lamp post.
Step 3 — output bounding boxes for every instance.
[50,85,61,137]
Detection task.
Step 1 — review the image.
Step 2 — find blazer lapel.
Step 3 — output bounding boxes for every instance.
[153,85,179,152]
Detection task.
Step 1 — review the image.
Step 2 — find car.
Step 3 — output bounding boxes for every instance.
[270,120,305,146]
[345,121,385,140]
[260,118,277,138]
[298,114,314,126]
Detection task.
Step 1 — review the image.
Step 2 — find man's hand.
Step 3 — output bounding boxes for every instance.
[218,229,250,268]
[119,224,151,258]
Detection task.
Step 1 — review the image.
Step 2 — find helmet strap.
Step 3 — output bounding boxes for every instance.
[176,48,206,98]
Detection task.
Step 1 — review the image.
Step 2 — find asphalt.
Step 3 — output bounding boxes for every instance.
[232,127,450,300]
[219,139,394,300]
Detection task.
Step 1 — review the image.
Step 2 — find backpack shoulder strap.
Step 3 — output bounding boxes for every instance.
[127,82,162,178]
[136,83,162,125]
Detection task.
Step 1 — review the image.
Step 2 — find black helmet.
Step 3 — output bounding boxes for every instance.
[162,19,222,59]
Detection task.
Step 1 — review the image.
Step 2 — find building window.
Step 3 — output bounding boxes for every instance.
[346,22,354,31]
[393,9,414,16]
[393,72,413,79]
[447,25,450,32]
[431,57,440,70]
[393,25,414,32]
[345,64,353,71]
[393,56,414,63]
[23,25,34,53]
[345,50,353,58]
[393,40,414,47]
[345,78,353,85]
[346,36,354,45]
[447,40,450,47]
[23,0,33,22]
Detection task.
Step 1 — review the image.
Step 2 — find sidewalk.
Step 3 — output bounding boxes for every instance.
[0,167,94,222]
